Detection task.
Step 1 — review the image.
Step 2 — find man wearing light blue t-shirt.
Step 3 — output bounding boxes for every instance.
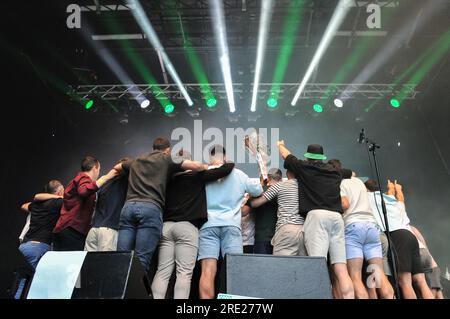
[198,145,263,299]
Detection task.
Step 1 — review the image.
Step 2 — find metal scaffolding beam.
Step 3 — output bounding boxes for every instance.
[72,82,418,101]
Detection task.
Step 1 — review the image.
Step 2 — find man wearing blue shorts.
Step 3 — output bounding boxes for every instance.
[329,160,394,299]
[198,145,263,299]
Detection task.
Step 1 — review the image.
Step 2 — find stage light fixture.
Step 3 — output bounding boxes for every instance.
[334,98,343,108]
[164,104,175,114]
[206,97,217,108]
[84,99,94,110]
[313,104,323,113]
[390,98,400,108]
[267,97,278,109]
[140,99,150,109]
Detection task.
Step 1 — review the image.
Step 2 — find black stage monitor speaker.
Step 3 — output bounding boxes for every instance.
[221,254,332,299]
[71,251,150,299]
[0,242,34,299]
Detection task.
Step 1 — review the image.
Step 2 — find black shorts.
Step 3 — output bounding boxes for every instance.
[390,229,423,275]
[419,248,434,273]
[426,267,443,290]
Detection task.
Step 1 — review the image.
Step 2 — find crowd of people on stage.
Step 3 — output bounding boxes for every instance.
[16,136,444,299]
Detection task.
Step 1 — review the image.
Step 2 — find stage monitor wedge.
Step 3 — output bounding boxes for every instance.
[221,254,332,299]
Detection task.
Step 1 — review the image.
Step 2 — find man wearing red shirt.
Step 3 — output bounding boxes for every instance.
[52,156,118,251]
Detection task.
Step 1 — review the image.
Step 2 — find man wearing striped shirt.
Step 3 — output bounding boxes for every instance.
[250,170,306,256]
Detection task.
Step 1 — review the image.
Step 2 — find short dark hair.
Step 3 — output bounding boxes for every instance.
[210,145,226,156]
[153,137,171,151]
[118,157,132,164]
[44,180,63,194]
[81,156,99,172]
[365,179,380,192]
[267,168,282,181]
[328,159,342,170]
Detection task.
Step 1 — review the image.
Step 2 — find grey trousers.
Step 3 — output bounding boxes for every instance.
[303,209,346,265]
[151,221,199,299]
[271,224,307,256]
[84,227,118,251]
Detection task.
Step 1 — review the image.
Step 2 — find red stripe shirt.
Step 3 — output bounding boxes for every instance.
[53,172,98,235]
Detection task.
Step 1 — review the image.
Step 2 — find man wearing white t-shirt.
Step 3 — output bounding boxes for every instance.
[341,178,394,299]
[328,159,393,299]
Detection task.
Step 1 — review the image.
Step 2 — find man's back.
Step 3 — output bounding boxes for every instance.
[25,198,63,245]
[54,172,98,235]
[263,179,304,231]
[125,150,182,208]
[284,154,342,216]
[203,168,262,229]
[341,177,376,225]
[368,192,410,232]
[92,174,128,230]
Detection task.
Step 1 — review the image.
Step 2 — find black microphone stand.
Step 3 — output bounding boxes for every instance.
[363,135,401,299]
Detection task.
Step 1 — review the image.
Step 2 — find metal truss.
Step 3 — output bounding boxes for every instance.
[72,83,418,101]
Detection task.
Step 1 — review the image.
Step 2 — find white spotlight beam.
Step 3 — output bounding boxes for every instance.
[250,0,274,112]
[291,0,352,106]
[82,25,145,106]
[210,0,236,113]
[128,0,193,106]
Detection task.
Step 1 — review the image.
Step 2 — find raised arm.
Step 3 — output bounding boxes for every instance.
[95,169,119,189]
[20,202,31,212]
[251,182,279,209]
[249,196,268,209]
[386,180,396,196]
[201,163,235,182]
[181,160,208,172]
[34,193,62,201]
[277,140,291,160]
[394,180,405,203]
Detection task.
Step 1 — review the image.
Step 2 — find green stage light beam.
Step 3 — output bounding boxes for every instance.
[396,28,450,103]
[162,0,218,109]
[269,0,303,101]
[106,18,173,110]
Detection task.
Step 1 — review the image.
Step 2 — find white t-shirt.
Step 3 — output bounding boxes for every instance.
[241,211,255,246]
[340,177,377,226]
[367,191,411,232]
[19,214,31,243]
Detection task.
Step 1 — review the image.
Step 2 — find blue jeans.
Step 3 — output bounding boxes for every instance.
[15,241,51,298]
[117,201,163,273]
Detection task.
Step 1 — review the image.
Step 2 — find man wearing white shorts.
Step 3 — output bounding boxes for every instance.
[277,142,354,299]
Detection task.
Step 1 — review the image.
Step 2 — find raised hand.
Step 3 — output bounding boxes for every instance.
[276,140,285,148]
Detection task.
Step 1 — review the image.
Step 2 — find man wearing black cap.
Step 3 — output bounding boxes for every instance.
[277,141,354,299]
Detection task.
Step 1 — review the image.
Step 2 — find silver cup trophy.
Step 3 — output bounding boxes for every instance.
[244,132,270,180]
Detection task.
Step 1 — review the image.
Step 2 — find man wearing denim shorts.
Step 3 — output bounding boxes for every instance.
[330,159,394,299]
[198,145,263,299]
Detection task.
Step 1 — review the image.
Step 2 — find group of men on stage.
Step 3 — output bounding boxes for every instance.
[16,136,444,299]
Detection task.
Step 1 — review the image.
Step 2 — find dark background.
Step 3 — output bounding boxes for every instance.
[2,0,449,296]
